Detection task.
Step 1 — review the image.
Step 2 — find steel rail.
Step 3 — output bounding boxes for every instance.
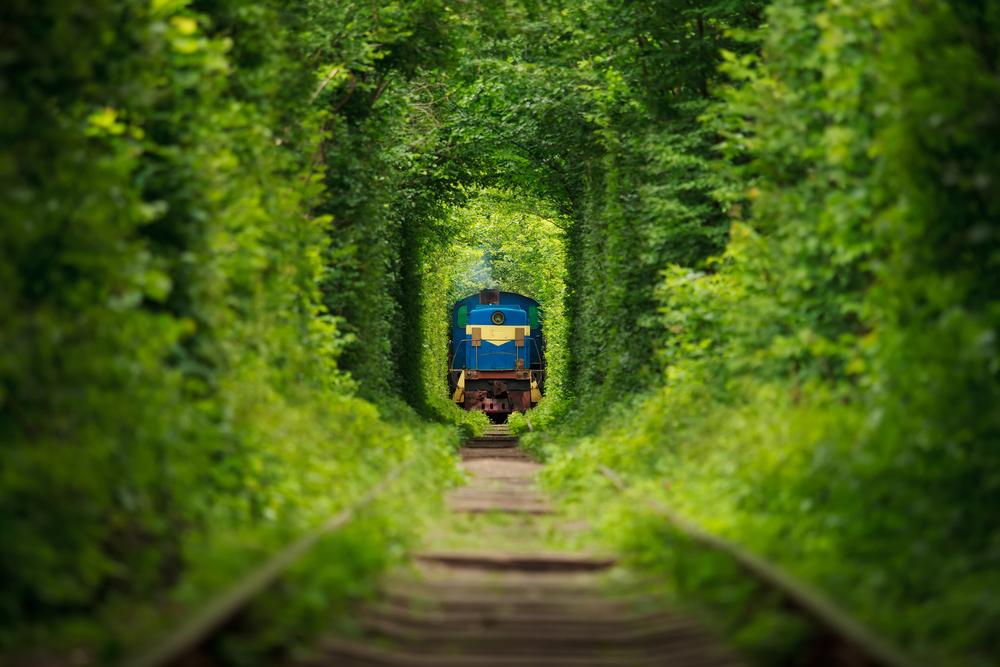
[598,465,919,667]
[122,465,406,667]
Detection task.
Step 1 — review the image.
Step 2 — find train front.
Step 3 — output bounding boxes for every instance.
[450,290,544,422]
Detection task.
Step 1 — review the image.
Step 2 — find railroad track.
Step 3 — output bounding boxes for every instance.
[300,425,741,667]
[125,423,916,667]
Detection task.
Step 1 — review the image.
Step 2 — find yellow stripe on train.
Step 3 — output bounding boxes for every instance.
[465,325,530,346]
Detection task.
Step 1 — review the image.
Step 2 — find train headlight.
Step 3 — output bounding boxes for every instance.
[491,311,505,325]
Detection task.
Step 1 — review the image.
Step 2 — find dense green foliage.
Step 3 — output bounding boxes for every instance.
[518,0,1000,664]
[3,0,998,664]
[428,0,763,408]
[0,0,464,658]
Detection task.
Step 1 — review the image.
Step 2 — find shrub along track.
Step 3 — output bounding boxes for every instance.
[297,425,743,666]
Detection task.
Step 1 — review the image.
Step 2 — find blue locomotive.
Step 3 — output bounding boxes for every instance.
[449,289,545,421]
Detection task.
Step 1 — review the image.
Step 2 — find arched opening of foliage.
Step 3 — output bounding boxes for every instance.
[417,187,569,430]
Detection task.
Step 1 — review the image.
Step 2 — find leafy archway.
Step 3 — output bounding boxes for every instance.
[415,187,569,428]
